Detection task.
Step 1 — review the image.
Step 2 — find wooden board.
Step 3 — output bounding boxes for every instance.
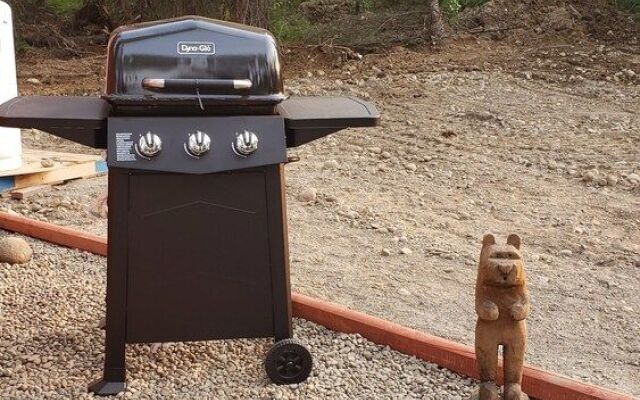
[0,148,103,178]
[9,185,52,200]
[0,161,107,192]
[0,148,106,193]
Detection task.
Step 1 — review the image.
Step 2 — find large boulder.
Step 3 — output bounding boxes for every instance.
[0,237,33,264]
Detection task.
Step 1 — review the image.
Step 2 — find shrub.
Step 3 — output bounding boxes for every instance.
[617,0,640,12]
[440,0,489,17]
[47,0,84,14]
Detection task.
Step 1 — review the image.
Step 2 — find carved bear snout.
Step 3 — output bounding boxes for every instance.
[489,260,516,278]
[498,262,515,275]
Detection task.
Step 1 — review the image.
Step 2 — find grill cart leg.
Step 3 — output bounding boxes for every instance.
[264,166,313,384]
[88,378,126,396]
[89,169,129,396]
[88,314,127,396]
[266,165,294,342]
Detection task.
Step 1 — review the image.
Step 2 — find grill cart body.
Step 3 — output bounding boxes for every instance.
[0,17,379,395]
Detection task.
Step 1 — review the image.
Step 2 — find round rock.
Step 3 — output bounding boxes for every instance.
[297,188,318,203]
[400,247,413,255]
[323,160,340,170]
[405,163,418,172]
[0,237,33,265]
[582,170,597,182]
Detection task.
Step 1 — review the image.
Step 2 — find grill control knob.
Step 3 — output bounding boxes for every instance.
[186,131,211,157]
[137,132,162,158]
[234,130,259,156]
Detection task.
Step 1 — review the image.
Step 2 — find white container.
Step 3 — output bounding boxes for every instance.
[0,0,21,171]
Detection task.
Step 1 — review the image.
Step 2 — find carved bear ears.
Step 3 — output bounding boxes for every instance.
[482,233,496,248]
[482,233,521,249]
[507,234,521,249]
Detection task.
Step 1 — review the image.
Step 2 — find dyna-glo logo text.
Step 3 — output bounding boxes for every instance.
[177,41,216,55]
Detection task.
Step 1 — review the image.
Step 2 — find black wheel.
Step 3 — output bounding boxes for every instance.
[264,338,313,384]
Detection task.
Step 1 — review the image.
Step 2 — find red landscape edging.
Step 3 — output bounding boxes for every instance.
[0,211,107,256]
[291,293,633,400]
[0,211,633,400]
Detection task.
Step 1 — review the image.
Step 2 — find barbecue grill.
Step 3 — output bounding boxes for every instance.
[0,16,379,395]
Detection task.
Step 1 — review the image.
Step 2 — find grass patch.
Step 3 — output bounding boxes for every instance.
[15,38,32,55]
[46,0,83,15]
[617,0,640,12]
[271,0,317,42]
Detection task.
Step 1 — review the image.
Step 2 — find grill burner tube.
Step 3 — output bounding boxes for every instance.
[142,78,253,93]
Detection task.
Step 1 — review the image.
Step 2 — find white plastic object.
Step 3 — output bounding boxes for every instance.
[0,1,21,171]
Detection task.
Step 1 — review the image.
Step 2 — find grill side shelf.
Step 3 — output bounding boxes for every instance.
[278,96,380,147]
[0,96,109,149]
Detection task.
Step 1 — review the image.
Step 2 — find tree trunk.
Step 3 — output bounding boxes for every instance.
[231,0,272,29]
[119,0,130,19]
[428,0,446,41]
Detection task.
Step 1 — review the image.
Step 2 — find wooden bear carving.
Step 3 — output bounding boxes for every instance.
[471,233,530,400]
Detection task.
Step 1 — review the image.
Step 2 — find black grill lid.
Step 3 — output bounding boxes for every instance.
[105,16,285,113]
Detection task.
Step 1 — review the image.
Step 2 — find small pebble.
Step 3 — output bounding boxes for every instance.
[627,173,640,185]
[559,249,573,256]
[324,195,338,203]
[606,174,618,187]
[41,159,56,168]
[297,188,317,203]
[582,170,597,182]
[323,160,339,170]
[400,247,413,255]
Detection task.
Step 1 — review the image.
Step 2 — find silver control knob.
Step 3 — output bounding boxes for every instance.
[234,130,259,156]
[137,132,162,158]
[186,131,211,157]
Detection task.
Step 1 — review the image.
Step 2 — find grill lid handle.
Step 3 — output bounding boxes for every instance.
[142,78,253,93]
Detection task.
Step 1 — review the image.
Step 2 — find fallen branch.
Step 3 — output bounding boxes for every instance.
[466,25,524,34]
[284,43,363,59]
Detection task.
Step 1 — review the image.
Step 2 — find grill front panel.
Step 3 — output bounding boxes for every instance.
[125,169,275,343]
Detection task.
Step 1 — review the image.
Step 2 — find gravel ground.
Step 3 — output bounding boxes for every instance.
[4,69,639,396]
[0,232,476,399]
